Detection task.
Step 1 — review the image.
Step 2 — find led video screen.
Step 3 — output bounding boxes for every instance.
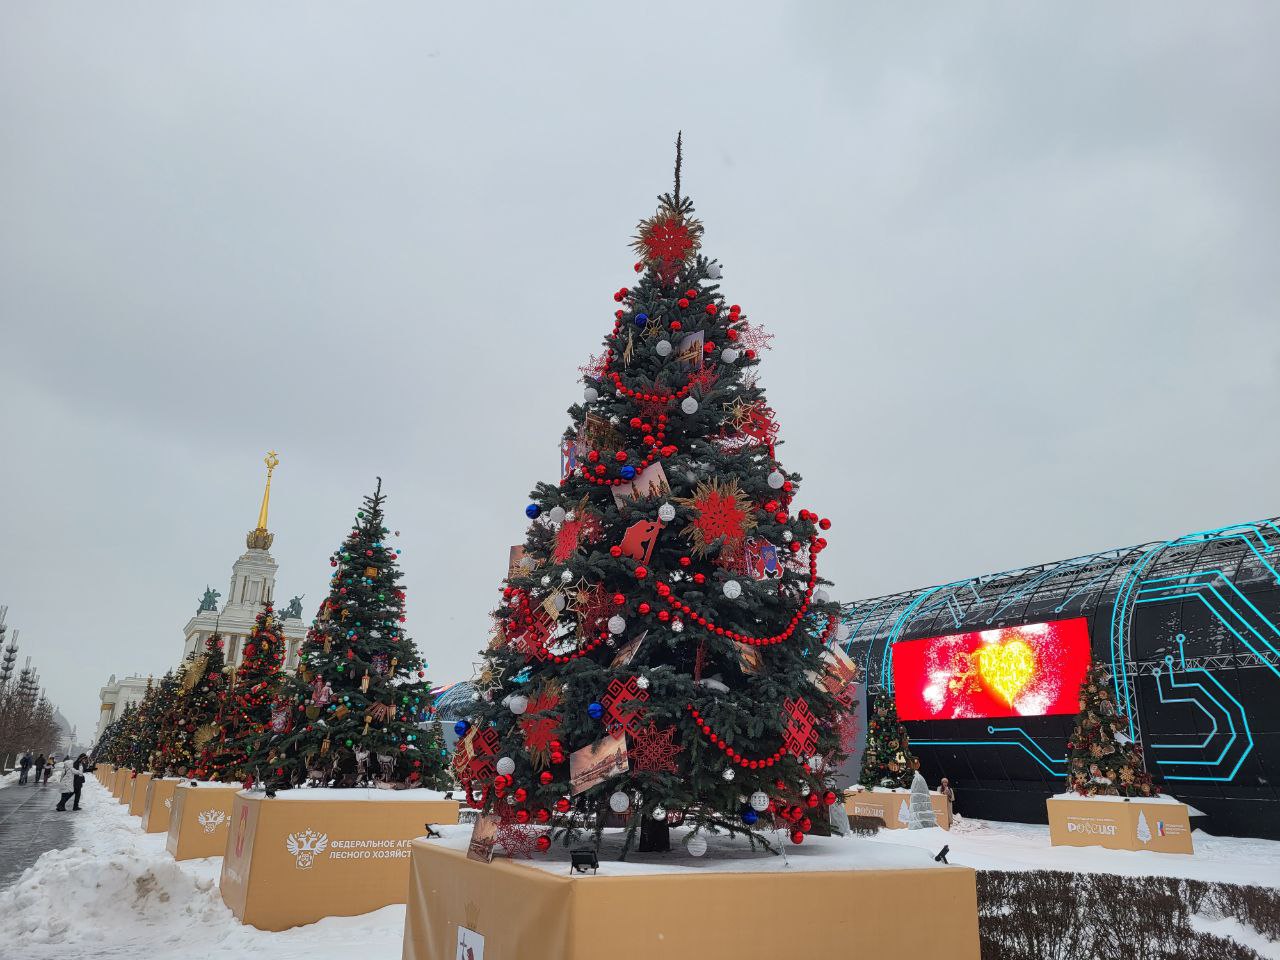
[892,618,1092,721]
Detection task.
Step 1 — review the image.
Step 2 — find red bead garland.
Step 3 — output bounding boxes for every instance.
[686,705,787,768]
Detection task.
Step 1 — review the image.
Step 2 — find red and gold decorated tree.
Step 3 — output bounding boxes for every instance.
[213,603,289,783]
[1066,660,1155,797]
[464,150,854,857]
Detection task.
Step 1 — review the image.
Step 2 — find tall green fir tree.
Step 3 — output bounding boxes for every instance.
[143,669,183,773]
[1065,660,1155,797]
[217,603,288,784]
[262,480,448,789]
[859,692,915,789]
[464,156,854,858]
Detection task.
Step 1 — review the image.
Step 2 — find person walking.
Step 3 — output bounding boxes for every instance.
[55,754,89,811]
[18,752,31,785]
[42,756,55,785]
[33,754,46,786]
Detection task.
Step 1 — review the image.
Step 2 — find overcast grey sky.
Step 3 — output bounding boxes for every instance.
[3,3,1278,740]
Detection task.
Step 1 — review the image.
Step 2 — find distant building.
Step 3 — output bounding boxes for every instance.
[94,452,307,743]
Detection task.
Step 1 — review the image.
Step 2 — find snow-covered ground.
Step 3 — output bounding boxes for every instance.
[0,779,406,959]
[1,779,1277,959]
[865,815,1280,888]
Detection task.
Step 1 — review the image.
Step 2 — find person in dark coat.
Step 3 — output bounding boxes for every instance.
[55,754,90,811]
[18,752,31,784]
[33,754,46,786]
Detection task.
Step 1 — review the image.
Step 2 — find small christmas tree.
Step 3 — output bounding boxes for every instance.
[859,692,915,789]
[260,480,448,790]
[218,603,288,783]
[1065,661,1154,797]
[907,767,937,829]
[127,676,165,770]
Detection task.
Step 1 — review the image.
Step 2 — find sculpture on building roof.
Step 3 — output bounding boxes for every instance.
[198,586,221,613]
[281,595,304,620]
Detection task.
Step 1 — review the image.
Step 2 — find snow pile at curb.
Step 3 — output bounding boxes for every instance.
[0,781,406,960]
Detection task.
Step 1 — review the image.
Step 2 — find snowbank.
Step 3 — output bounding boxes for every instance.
[0,779,405,960]
[866,816,1280,889]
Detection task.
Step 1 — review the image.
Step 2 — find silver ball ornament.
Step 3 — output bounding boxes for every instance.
[607,615,626,635]
[681,396,699,415]
[495,756,516,776]
[722,768,736,781]
[722,579,742,600]
[507,694,529,715]
[548,506,566,525]
[685,834,708,857]
[767,470,785,489]
[721,347,739,363]
[657,503,676,523]
[608,790,630,813]
[655,340,672,357]
[584,386,598,403]
[749,790,770,812]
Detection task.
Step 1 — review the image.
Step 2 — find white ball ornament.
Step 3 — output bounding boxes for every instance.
[749,790,770,812]
[655,339,672,357]
[507,695,529,715]
[684,834,708,857]
[681,396,699,415]
[541,575,552,586]
[767,470,786,489]
[561,570,573,583]
[495,756,516,776]
[721,348,739,364]
[635,675,650,690]
[814,588,830,604]
[782,530,793,543]
[548,506,566,525]
[608,790,630,813]
[706,262,722,279]
[607,615,626,635]
[658,502,676,523]
[722,579,742,600]
[722,767,736,781]
[651,805,667,820]
[584,386,598,403]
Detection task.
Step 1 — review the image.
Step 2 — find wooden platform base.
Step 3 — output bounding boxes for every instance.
[844,787,952,830]
[128,773,154,816]
[142,778,181,834]
[401,830,981,960]
[1047,796,1194,854]
[166,784,241,860]
[219,791,461,931]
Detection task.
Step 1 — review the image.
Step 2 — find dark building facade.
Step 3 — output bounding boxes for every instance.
[841,516,1280,839]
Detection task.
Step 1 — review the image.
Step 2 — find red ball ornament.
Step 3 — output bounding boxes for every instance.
[515,809,530,824]
[514,787,528,803]
[800,817,813,832]
[820,518,831,530]
[613,593,626,606]
[670,320,682,331]
[614,450,627,463]
[677,298,689,308]
[657,610,670,622]
[638,602,651,615]
[539,771,554,785]
[634,565,648,579]
[823,790,838,806]
[588,450,599,463]
[705,303,718,315]
[630,417,643,429]
[536,835,551,852]
[535,807,550,822]
[806,792,820,808]
[550,752,565,764]
[555,797,571,813]
[693,573,705,584]
[774,511,788,524]
[634,262,644,272]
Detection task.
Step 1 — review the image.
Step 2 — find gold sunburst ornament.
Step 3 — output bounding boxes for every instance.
[674,478,757,557]
[632,196,704,267]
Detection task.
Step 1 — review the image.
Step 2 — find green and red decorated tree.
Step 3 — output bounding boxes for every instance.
[858,692,915,789]
[1065,660,1155,797]
[171,632,232,779]
[463,155,852,857]
[217,604,289,783]
[260,481,448,789]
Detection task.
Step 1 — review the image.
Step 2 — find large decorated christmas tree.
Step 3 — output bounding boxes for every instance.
[160,632,233,778]
[1065,660,1155,797]
[464,147,852,857]
[859,691,916,789]
[152,662,198,774]
[260,480,448,789]
[216,603,289,784]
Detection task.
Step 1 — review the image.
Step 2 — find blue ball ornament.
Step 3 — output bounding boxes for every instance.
[620,465,636,480]
[742,809,759,826]
[634,312,649,326]
[587,702,604,720]
[454,720,471,737]
[526,503,542,519]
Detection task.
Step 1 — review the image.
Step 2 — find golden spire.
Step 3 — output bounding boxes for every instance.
[246,450,279,550]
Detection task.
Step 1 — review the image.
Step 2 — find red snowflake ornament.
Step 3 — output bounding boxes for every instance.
[630,721,683,773]
[676,479,757,557]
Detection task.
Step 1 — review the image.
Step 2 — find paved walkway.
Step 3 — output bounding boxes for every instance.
[0,779,75,888]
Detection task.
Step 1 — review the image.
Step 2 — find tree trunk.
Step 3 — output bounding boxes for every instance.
[638,817,670,852]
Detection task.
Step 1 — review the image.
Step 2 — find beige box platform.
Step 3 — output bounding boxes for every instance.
[96,764,114,788]
[142,778,181,833]
[220,790,460,931]
[1048,796,1194,855]
[166,783,242,860]
[845,787,952,830]
[402,834,980,960]
[128,773,154,816]
[111,770,131,800]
